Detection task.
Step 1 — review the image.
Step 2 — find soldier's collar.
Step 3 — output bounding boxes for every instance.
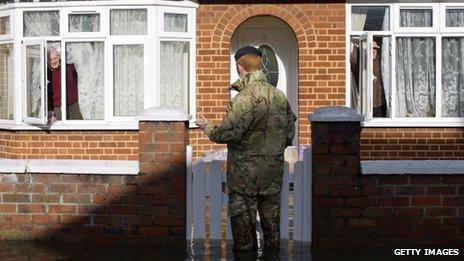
[229,70,267,92]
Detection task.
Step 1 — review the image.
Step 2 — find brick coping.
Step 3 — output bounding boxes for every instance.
[362,160,464,175]
[0,159,139,175]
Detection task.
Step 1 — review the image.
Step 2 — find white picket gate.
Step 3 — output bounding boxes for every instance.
[186,146,312,246]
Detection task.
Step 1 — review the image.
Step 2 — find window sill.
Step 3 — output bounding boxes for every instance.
[0,159,139,175]
[0,122,139,131]
[363,118,464,127]
[361,160,464,175]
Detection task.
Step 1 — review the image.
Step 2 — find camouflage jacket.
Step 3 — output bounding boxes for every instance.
[204,70,297,195]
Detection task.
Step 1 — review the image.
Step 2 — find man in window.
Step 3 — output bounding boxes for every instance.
[350,39,387,117]
[47,47,83,124]
[196,46,296,258]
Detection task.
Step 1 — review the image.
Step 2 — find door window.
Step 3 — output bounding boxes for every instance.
[258,44,279,87]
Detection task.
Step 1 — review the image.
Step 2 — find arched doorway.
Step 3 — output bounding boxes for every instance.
[230,16,298,144]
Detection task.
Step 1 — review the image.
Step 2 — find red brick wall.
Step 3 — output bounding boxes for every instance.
[362,128,464,160]
[0,121,187,245]
[312,112,464,246]
[0,131,138,160]
[192,2,346,157]
[0,173,183,244]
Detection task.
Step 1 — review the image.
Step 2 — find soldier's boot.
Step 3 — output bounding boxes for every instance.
[229,192,259,252]
[258,193,281,250]
[230,211,258,252]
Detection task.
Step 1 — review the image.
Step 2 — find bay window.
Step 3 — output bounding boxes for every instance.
[0,0,196,129]
[348,3,464,126]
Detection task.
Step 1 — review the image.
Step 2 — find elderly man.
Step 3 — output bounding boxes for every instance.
[47,47,83,124]
[196,46,296,256]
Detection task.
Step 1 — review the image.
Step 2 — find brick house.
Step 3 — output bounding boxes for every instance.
[0,0,463,160]
[0,0,463,246]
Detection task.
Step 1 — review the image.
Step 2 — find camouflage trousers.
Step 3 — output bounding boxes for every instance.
[229,192,281,252]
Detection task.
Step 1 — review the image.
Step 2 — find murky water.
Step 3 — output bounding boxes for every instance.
[0,241,462,260]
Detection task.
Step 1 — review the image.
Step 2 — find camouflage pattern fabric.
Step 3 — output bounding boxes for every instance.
[204,70,296,196]
[229,192,281,251]
[203,70,296,252]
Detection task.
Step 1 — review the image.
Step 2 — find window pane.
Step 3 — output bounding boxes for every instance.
[351,6,390,31]
[446,9,464,27]
[0,44,13,119]
[0,16,9,35]
[66,42,104,120]
[400,9,433,27]
[258,44,279,87]
[442,37,464,117]
[26,45,42,118]
[160,42,189,112]
[24,11,59,37]
[69,13,100,32]
[114,45,144,116]
[110,9,147,35]
[164,13,187,32]
[396,37,435,117]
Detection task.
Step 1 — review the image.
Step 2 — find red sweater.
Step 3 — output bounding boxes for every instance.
[47,63,79,111]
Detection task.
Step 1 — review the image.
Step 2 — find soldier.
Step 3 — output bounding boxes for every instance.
[196,46,296,256]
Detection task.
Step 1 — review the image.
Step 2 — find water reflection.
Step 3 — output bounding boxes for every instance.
[1,241,460,260]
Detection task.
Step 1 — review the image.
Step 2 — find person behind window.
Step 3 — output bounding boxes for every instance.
[372,40,387,117]
[47,47,83,124]
[350,39,387,117]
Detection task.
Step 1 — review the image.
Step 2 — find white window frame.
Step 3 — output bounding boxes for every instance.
[157,38,193,115]
[21,8,61,39]
[108,38,150,122]
[108,7,151,37]
[0,1,198,130]
[158,6,194,39]
[58,38,107,126]
[347,2,464,127]
[349,4,393,36]
[359,33,374,121]
[440,3,464,33]
[63,7,107,38]
[22,38,47,125]
[394,3,439,34]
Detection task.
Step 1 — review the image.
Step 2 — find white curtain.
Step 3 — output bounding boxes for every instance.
[400,9,433,27]
[111,9,147,35]
[27,46,42,118]
[66,42,104,120]
[351,7,367,31]
[0,16,9,35]
[0,44,13,119]
[24,11,59,37]
[396,10,435,117]
[381,37,391,114]
[164,13,187,32]
[442,11,464,117]
[447,10,464,27]
[382,7,390,30]
[160,42,189,112]
[114,45,144,116]
[69,14,100,32]
[396,37,435,117]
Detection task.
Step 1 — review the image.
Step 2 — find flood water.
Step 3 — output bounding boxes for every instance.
[1,241,463,261]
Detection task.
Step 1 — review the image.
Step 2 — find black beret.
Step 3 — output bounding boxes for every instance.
[234,46,262,61]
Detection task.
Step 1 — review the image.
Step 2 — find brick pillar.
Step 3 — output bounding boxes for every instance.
[309,106,363,246]
[138,107,190,247]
